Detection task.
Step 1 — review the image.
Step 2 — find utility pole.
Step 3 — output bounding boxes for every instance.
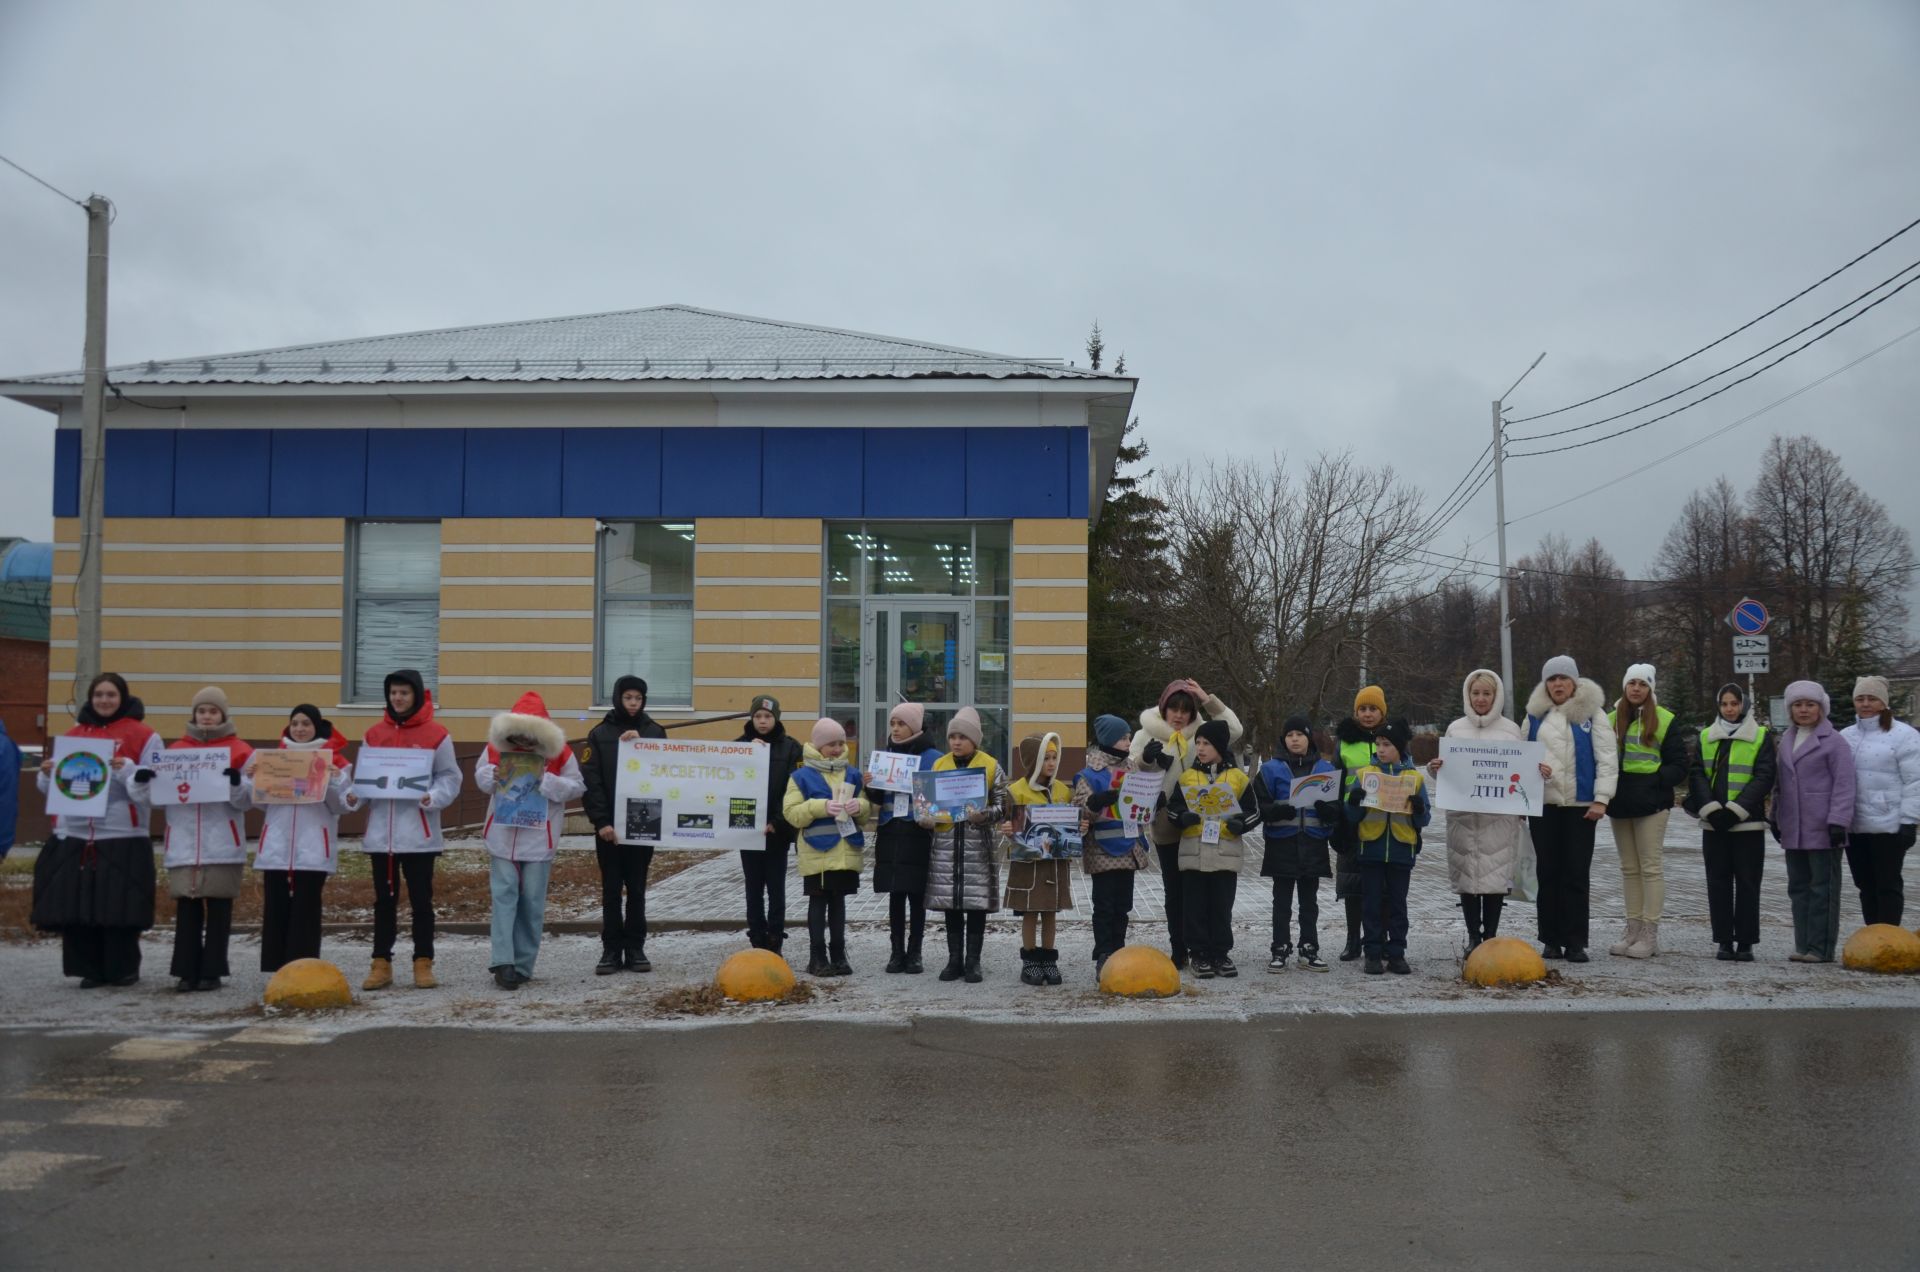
[1492,352,1545,719]
[74,194,110,704]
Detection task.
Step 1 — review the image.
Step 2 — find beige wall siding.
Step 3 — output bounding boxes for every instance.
[1011,519,1087,747]
[691,518,823,721]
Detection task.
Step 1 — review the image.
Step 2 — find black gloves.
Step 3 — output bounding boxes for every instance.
[1262,801,1295,825]
[1346,783,1366,807]
[1227,811,1260,837]
[224,767,242,787]
[1085,788,1121,812]
[1706,808,1739,833]
[133,767,155,784]
[1897,824,1918,851]
[1827,824,1849,849]
[1314,800,1343,823]
[1141,739,1171,770]
[1172,810,1201,830]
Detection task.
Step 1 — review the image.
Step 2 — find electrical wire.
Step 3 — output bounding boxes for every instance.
[1420,464,1495,542]
[0,151,85,208]
[1416,440,1493,538]
[1507,213,1920,424]
[1507,272,1920,459]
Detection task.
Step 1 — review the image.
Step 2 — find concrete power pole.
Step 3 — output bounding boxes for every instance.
[1491,353,1545,720]
[74,194,110,704]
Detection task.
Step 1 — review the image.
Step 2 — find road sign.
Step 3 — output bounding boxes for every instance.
[1729,598,1770,635]
[1734,654,1770,674]
[1733,635,1770,655]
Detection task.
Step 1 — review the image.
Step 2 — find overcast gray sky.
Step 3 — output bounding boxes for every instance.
[3,1,1917,627]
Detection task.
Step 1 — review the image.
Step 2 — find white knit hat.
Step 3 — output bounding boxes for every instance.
[1622,663,1656,692]
[1853,676,1891,705]
[1541,655,1579,682]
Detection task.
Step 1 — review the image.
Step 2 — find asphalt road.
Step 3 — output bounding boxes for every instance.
[3,1010,1917,1269]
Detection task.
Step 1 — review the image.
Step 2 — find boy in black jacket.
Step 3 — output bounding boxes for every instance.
[579,675,667,973]
[739,694,805,954]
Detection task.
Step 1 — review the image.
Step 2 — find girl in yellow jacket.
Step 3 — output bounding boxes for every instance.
[1005,732,1073,987]
[784,717,871,978]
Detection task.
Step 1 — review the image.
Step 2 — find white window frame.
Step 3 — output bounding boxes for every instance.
[593,520,696,708]
[342,519,442,705]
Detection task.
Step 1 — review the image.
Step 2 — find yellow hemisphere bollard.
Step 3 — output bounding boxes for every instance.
[1463,936,1548,987]
[1841,924,1920,974]
[716,948,796,1002]
[263,958,354,1009]
[1098,945,1181,998]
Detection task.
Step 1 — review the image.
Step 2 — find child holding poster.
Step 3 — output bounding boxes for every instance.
[31,672,164,988]
[737,693,805,959]
[248,705,358,972]
[870,702,942,974]
[1165,720,1260,978]
[130,686,253,992]
[1005,732,1074,987]
[474,692,585,990]
[358,669,462,992]
[1344,719,1430,976]
[1256,715,1340,972]
[783,718,872,977]
[1074,715,1147,972]
[919,707,1009,982]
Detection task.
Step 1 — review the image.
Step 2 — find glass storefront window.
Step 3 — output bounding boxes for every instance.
[867,523,973,596]
[974,600,1009,705]
[973,522,1011,597]
[827,601,862,705]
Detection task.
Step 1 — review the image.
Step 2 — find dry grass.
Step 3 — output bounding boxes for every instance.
[649,977,820,1017]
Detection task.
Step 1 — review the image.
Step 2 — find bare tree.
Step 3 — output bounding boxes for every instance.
[1646,478,1755,716]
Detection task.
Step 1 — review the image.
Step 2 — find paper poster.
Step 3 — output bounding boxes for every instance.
[353,746,435,800]
[1115,769,1164,836]
[489,752,549,829]
[615,737,769,850]
[1434,738,1544,816]
[1010,803,1083,860]
[46,736,118,817]
[251,750,331,805]
[978,652,1006,672]
[151,749,233,806]
[1287,771,1337,805]
[913,767,988,821]
[864,750,920,793]
[1361,771,1418,815]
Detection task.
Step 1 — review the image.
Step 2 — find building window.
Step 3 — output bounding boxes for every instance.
[597,521,695,707]
[345,521,441,703]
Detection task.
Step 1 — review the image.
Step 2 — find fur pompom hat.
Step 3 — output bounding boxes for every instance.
[488,691,567,759]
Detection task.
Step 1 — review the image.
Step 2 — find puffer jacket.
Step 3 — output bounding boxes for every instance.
[922,750,1009,912]
[249,739,357,875]
[133,733,255,871]
[1525,678,1619,808]
[1436,669,1528,894]
[1133,693,1243,844]
[783,744,871,878]
[1167,759,1258,873]
[474,696,587,864]
[1841,717,1920,834]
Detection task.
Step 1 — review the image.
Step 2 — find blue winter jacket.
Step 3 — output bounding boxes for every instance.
[1257,754,1338,841]
[0,719,18,857]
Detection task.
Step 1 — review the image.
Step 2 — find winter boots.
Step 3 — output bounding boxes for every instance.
[412,957,437,989]
[596,948,623,975]
[1609,920,1640,958]
[939,925,965,981]
[362,958,393,991]
[963,924,985,984]
[1624,920,1659,959]
[903,933,924,976]
[1020,948,1046,986]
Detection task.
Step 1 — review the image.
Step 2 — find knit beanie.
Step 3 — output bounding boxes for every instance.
[1783,680,1829,716]
[1195,718,1232,758]
[809,717,847,749]
[1541,654,1580,682]
[190,685,230,720]
[1354,685,1386,714]
[889,702,926,734]
[750,694,782,720]
[1092,713,1130,754]
[1622,663,1657,692]
[1281,714,1313,743]
[947,706,984,747]
[1854,676,1891,705]
[1374,717,1414,759]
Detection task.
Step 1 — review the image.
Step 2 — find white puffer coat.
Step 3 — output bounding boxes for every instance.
[1841,717,1920,834]
[1525,677,1619,808]
[1436,669,1528,893]
[248,745,358,875]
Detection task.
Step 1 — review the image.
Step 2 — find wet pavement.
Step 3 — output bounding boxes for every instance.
[3,1010,1917,1269]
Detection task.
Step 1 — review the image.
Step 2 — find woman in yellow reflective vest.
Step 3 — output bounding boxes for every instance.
[1606,664,1687,960]
[1682,683,1776,961]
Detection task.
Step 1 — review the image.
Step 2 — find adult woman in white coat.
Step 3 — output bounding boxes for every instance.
[1428,669,1527,953]
[1840,674,1920,927]
[1524,655,1619,963]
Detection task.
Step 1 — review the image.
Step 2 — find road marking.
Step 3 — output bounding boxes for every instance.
[105,1038,216,1062]
[228,1023,329,1046]
[0,1151,97,1192]
[179,1059,264,1084]
[0,1121,44,1137]
[61,1098,182,1129]
[17,1076,142,1101]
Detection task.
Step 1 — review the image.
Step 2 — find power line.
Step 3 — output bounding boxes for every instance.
[1507,272,1920,459]
[1416,439,1494,539]
[1509,258,1920,443]
[1422,463,1495,542]
[1507,213,1920,424]
[0,151,85,208]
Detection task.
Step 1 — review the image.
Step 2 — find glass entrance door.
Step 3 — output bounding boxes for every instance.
[865,602,971,757]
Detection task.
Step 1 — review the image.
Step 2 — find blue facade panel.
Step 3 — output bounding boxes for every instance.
[863,427,966,518]
[464,428,561,516]
[1067,425,1090,519]
[367,429,464,517]
[174,429,272,516]
[270,429,366,517]
[964,426,1070,518]
[662,427,760,518]
[105,430,176,516]
[561,428,661,518]
[761,428,861,516]
[52,431,80,518]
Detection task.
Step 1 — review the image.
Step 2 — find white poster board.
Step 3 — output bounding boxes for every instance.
[1434,738,1544,816]
[1114,769,1164,838]
[615,737,769,850]
[353,746,435,800]
[151,749,233,806]
[864,750,920,793]
[46,736,118,817]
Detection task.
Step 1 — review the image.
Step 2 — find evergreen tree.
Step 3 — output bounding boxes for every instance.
[1087,411,1169,721]
[1821,584,1876,728]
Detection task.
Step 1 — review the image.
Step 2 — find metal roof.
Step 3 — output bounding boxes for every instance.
[1,304,1121,388]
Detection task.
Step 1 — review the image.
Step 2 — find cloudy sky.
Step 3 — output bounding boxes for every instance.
[3,1,1916,622]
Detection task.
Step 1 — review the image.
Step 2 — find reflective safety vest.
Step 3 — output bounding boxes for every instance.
[1609,705,1674,775]
[1177,766,1251,843]
[791,765,866,852]
[1337,738,1375,795]
[1702,727,1768,804]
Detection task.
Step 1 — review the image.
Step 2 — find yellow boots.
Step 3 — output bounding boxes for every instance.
[412,957,438,988]
[362,957,393,991]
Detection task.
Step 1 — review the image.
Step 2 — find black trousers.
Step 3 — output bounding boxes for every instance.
[1845,832,1909,927]
[596,841,653,956]
[1090,869,1136,963]
[808,894,847,960]
[1361,862,1412,958]
[62,927,142,982]
[1181,869,1237,962]
[1459,893,1505,941]
[170,897,233,982]
[888,891,926,954]
[1155,840,1187,958]
[943,908,988,952]
[740,843,788,948]
[1269,876,1320,952]
[370,852,437,961]
[260,870,328,972]
[1702,830,1765,946]
[1531,806,1597,949]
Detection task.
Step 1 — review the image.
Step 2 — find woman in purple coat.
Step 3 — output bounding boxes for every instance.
[1771,680,1857,963]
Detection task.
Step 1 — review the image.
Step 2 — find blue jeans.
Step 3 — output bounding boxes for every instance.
[490,856,552,977]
